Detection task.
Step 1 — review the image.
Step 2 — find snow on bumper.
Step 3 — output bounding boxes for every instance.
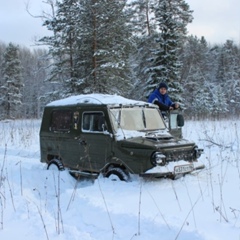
[140,160,205,178]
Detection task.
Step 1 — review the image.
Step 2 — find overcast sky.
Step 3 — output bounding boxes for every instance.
[1,0,240,49]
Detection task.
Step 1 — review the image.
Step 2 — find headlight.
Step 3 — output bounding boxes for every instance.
[193,147,204,159]
[151,152,166,166]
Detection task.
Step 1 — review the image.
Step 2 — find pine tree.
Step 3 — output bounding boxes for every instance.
[40,0,133,97]
[85,0,133,94]
[126,0,157,36]
[180,35,210,112]
[19,47,50,118]
[216,40,240,82]
[210,84,228,117]
[0,43,23,119]
[40,0,79,98]
[216,40,240,114]
[145,0,193,102]
[191,84,212,116]
[126,0,159,100]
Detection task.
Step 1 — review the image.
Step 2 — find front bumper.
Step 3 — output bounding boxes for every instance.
[140,160,205,178]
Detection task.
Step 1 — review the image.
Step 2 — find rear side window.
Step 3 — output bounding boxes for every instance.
[50,110,72,131]
[82,112,107,132]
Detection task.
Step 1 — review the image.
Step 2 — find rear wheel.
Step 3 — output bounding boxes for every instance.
[47,159,64,171]
[105,167,129,181]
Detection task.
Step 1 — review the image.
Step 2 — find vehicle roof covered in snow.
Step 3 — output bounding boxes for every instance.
[47,94,154,108]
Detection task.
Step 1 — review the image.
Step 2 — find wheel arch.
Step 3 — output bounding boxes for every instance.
[47,154,62,162]
[102,162,128,174]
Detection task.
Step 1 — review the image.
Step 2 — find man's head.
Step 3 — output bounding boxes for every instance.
[158,82,168,95]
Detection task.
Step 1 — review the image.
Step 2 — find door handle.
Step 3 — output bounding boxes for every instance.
[79,140,87,145]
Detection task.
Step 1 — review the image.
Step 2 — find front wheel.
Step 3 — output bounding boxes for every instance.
[105,167,129,181]
[47,159,64,171]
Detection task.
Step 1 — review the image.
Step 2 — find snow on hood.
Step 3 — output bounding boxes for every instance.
[47,94,150,107]
[115,129,146,140]
[114,129,171,141]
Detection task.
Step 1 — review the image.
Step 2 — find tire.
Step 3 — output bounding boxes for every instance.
[47,159,64,171]
[105,167,129,181]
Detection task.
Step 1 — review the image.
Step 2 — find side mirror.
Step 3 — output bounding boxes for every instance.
[177,114,184,127]
[168,111,184,139]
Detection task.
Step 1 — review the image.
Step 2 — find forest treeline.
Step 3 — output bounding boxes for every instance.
[0,0,239,119]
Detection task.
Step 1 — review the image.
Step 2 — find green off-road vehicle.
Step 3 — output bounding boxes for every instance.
[40,94,204,181]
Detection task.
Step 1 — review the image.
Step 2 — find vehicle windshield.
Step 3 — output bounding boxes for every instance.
[109,107,166,132]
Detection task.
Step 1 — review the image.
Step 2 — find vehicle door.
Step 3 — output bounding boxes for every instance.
[77,111,113,172]
[47,109,83,168]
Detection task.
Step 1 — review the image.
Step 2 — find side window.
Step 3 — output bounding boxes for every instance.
[50,110,72,131]
[82,112,107,132]
[169,113,178,129]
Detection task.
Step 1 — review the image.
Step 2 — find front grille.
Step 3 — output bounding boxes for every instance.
[164,149,195,162]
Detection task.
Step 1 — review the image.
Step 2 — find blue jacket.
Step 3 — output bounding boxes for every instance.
[148,89,174,110]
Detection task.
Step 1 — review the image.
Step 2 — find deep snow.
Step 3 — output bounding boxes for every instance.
[0,118,240,240]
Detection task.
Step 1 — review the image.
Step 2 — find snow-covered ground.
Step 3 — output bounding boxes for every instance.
[0,118,239,240]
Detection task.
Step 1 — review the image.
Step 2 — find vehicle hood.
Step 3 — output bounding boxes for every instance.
[118,135,196,151]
